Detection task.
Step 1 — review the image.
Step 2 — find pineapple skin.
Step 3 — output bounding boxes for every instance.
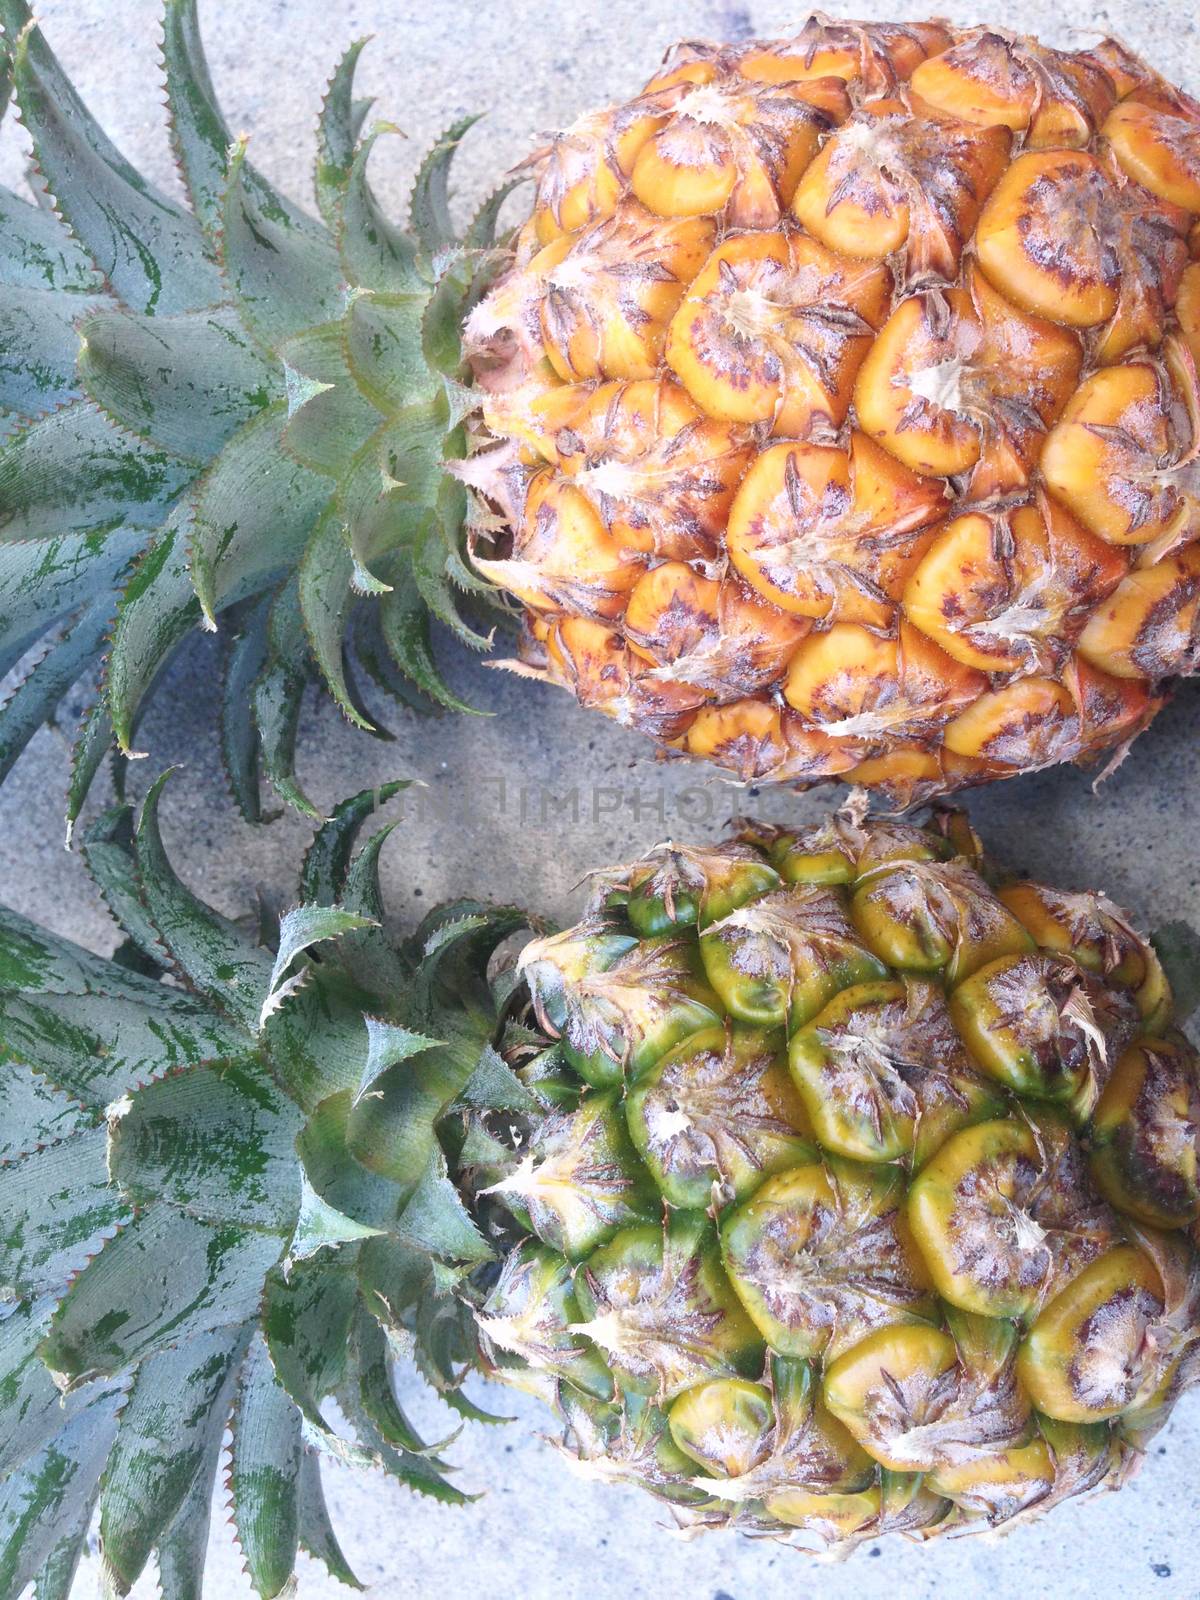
[479,802,1200,1552]
[468,20,1200,804]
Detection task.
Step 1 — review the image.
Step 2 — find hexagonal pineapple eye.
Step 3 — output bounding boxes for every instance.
[976,151,1118,327]
[624,562,809,701]
[822,1322,1027,1473]
[910,32,1115,147]
[480,1242,615,1400]
[491,1090,658,1260]
[541,617,706,741]
[792,107,1010,281]
[1017,1245,1166,1422]
[630,76,850,228]
[975,149,1188,355]
[941,675,1081,769]
[902,501,1128,676]
[725,434,946,627]
[1040,361,1192,548]
[1179,262,1200,368]
[949,951,1140,1117]
[906,1117,1115,1319]
[623,1024,816,1209]
[699,883,888,1030]
[783,622,986,757]
[737,18,951,92]
[537,204,715,382]
[573,1214,764,1401]
[910,30,1038,129]
[666,232,891,436]
[553,378,752,565]
[1103,98,1200,212]
[1089,1039,1200,1227]
[667,1378,775,1478]
[681,701,863,787]
[1078,545,1200,681]
[927,1439,1056,1525]
[853,268,1082,496]
[517,469,653,618]
[720,1160,933,1360]
[533,103,668,241]
[788,978,1000,1164]
[848,855,1030,983]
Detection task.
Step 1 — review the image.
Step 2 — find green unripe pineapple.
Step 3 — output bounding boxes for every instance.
[2,784,1199,1595]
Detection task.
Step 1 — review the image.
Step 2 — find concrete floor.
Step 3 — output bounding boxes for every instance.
[2,1,1200,1596]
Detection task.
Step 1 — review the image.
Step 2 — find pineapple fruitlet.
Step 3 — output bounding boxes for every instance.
[469,19,1200,801]
[2,784,1200,1596]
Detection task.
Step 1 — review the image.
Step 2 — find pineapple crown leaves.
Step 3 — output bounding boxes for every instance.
[0,0,519,831]
[0,774,538,1600]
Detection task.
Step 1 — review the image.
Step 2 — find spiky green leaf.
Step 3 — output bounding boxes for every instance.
[135,771,272,1028]
[0,1127,129,1300]
[152,1346,232,1600]
[352,1306,456,1459]
[0,591,113,788]
[0,984,245,1106]
[344,292,438,413]
[0,401,190,542]
[0,1382,123,1599]
[230,1332,302,1600]
[189,402,332,630]
[253,581,320,819]
[40,1205,285,1387]
[0,284,104,416]
[262,1262,357,1431]
[315,37,373,227]
[296,1092,399,1232]
[96,1323,250,1596]
[78,305,278,460]
[220,597,273,823]
[0,1301,101,1481]
[66,697,116,843]
[0,183,102,292]
[80,804,170,970]
[409,118,481,257]
[287,1175,387,1269]
[6,3,220,314]
[221,139,342,350]
[353,1016,442,1107]
[300,782,409,907]
[299,503,372,729]
[296,1449,364,1589]
[162,0,321,244]
[0,1063,93,1162]
[0,902,189,1001]
[0,524,143,676]
[259,904,376,1031]
[336,128,423,295]
[108,1061,305,1230]
[396,1148,492,1266]
[380,563,479,715]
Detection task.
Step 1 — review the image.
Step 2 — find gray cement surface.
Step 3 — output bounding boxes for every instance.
[1,1,1199,1595]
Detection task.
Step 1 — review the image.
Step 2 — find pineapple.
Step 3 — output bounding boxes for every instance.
[3,781,1200,1594]
[3,9,1200,824]
[468,19,1200,802]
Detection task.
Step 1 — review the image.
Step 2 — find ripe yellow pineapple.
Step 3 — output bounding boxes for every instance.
[468,19,1200,802]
